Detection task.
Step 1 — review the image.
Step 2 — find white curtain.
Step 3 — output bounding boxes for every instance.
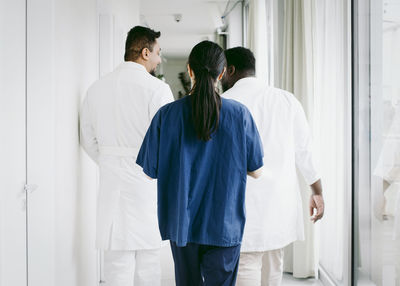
[246,0,319,279]
[279,0,315,120]
[273,0,350,280]
[247,0,269,83]
[245,0,317,278]
[278,0,318,278]
[314,0,349,281]
[241,0,350,280]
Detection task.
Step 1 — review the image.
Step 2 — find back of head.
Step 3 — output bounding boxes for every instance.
[124,26,161,61]
[224,47,256,75]
[188,41,226,141]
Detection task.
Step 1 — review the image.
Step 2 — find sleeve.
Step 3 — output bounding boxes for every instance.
[136,110,162,179]
[244,108,264,172]
[79,95,99,163]
[293,99,320,185]
[148,83,174,120]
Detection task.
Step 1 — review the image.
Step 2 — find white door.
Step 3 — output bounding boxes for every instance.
[25,0,56,284]
[0,0,27,285]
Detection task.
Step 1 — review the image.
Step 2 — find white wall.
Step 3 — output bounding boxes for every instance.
[26,0,56,284]
[0,0,27,285]
[36,0,140,284]
[0,0,140,285]
[225,1,243,48]
[26,0,99,285]
[163,57,188,99]
[53,0,100,284]
[98,0,141,71]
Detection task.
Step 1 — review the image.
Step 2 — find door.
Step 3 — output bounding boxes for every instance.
[0,0,27,285]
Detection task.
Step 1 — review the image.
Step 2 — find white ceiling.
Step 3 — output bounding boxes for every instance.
[140,0,230,58]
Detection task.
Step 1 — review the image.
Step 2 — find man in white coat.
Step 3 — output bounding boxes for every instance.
[221,47,324,286]
[80,26,174,286]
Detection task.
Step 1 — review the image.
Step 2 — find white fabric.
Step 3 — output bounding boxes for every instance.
[313,0,349,281]
[247,0,269,83]
[270,0,349,279]
[80,61,174,250]
[236,249,284,286]
[280,0,316,120]
[277,0,321,278]
[104,249,161,286]
[282,176,318,278]
[222,77,320,252]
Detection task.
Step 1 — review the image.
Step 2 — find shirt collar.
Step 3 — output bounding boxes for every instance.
[232,76,258,88]
[222,77,261,99]
[118,61,148,73]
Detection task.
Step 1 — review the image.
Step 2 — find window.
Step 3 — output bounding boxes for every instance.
[354,0,400,285]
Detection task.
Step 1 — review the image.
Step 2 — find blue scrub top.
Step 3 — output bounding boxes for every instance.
[136,95,263,247]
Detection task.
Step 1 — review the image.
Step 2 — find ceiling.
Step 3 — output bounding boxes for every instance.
[140,0,230,58]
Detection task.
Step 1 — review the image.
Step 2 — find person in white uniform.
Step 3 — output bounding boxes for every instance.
[80,26,174,286]
[220,47,325,286]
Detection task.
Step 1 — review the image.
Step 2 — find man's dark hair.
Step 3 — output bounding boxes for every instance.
[224,47,256,75]
[124,26,161,61]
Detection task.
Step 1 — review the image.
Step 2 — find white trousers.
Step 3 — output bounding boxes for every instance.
[236,248,284,286]
[103,249,161,286]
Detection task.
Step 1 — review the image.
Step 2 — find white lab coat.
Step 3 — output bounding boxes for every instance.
[222,77,320,252]
[80,61,174,250]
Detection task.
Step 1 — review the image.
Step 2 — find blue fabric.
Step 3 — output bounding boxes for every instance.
[136,95,263,247]
[170,241,241,286]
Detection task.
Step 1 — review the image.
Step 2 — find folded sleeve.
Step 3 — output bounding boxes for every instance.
[79,95,99,163]
[244,108,264,172]
[293,99,320,185]
[136,110,162,179]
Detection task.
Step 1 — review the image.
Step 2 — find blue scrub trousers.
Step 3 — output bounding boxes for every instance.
[170,241,241,286]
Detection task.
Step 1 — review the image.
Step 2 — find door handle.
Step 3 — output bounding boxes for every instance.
[24,184,38,194]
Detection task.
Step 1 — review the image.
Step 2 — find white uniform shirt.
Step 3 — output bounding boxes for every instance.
[222,77,320,252]
[80,61,174,250]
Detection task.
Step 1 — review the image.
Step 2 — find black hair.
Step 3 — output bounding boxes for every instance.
[124,26,161,61]
[224,47,256,74]
[188,41,226,141]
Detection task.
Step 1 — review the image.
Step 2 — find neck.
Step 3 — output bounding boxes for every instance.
[236,72,254,81]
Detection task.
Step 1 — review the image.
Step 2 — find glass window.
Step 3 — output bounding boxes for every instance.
[354,0,400,285]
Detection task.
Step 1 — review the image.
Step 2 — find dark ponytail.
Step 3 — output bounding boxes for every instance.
[188,41,226,141]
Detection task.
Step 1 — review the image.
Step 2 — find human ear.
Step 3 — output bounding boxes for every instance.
[228,65,235,76]
[187,64,194,79]
[141,48,150,60]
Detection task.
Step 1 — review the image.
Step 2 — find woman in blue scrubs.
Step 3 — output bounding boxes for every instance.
[137,41,264,286]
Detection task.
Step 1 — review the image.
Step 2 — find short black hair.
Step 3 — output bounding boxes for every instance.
[124,26,161,61]
[224,47,256,74]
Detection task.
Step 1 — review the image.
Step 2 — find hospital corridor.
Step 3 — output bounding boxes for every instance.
[1,0,400,285]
